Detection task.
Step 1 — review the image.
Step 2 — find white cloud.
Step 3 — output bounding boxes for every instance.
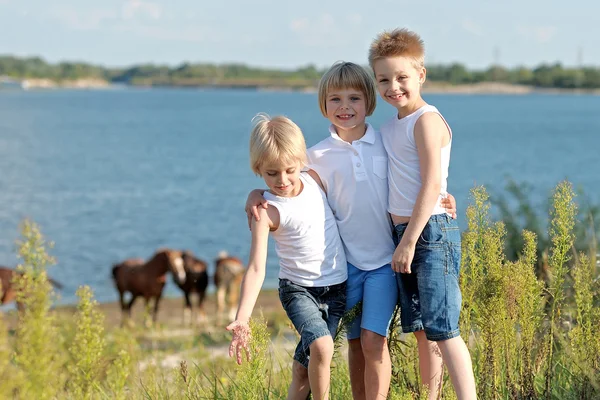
[122,0,162,21]
[115,24,212,43]
[461,19,484,37]
[289,14,338,45]
[347,13,362,25]
[516,25,557,43]
[51,8,118,30]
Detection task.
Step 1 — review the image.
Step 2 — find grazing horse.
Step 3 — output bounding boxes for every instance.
[0,266,63,310]
[112,249,183,326]
[214,252,245,322]
[170,251,209,326]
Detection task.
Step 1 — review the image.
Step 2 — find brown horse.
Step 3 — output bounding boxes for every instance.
[0,266,63,310]
[112,249,183,325]
[214,252,245,322]
[170,251,209,325]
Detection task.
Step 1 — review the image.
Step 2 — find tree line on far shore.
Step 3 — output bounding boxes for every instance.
[1,55,600,89]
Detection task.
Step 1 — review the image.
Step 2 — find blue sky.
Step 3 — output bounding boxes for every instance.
[0,0,597,69]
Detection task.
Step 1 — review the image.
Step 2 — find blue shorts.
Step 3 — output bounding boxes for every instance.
[393,214,462,341]
[278,279,346,368]
[345,262,398,340]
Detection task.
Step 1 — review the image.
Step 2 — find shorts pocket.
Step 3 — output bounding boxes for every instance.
[417,222,444,247]
[372,156,387,180]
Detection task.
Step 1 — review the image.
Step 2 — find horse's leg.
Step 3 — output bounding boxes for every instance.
[183,292,192,326]
[127,294,138,320]
[152,294,162,326]
[119,291,127,326]
[143,297,153,328]
[216,285,226,324]
[227,279,241,322]
[196,290,207,325]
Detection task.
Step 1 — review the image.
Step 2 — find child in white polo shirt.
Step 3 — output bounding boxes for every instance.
[246,62,456,399]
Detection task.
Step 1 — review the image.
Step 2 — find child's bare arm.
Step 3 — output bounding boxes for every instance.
[227,207,278,364]
[392,113,449,274]
[244,189,267,228]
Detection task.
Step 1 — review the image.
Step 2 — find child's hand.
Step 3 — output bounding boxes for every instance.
[245,190,268,230]
[226,320,252,365]
[392,240,415,274]
[441,193,457,219]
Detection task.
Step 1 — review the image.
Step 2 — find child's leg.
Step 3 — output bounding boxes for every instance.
[359,264,398,399]
[413,330,443,399]
[307,335,335,400]
[287,360,310,400]
[279,279,346,400]
[345,263,367,399]
[347,339,365,399]
[412,216,476,399]
[436,337,475,400]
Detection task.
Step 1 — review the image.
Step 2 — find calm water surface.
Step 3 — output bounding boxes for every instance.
[0,89,599,304]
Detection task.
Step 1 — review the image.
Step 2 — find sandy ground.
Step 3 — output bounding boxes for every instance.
[1,289,298,371]
[1,289,286,332]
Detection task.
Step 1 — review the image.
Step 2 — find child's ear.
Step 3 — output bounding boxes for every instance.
[420,67,427,85]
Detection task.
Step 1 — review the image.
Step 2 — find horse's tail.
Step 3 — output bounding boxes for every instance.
[48,278,63,290]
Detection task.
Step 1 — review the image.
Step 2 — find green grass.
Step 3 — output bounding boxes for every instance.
[1,182,599,399]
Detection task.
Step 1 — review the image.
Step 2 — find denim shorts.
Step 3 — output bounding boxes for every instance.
[278,278,347,368]
[393,214,462,341]
[345,262,398,340]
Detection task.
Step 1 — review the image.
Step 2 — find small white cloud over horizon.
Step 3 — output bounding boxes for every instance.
[516,25,557,43]
[461,19,484,37]
[122,0,162,21]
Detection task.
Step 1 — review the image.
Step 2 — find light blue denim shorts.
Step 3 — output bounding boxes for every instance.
[345,262,398,340]
[393,214,462,341]
[278,278,346,368]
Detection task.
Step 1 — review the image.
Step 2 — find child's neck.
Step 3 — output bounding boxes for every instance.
[334,122,367,143]
[397,99,427,119]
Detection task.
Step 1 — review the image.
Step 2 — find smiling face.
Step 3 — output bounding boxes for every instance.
[373,56,426,115]
[325,88,367,139]
[260,159,303,198]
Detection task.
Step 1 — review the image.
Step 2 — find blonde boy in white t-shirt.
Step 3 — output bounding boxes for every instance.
[228,114,347,400]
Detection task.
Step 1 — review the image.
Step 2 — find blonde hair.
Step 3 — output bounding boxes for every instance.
[368,28,425,70]
[249,113,307,175]
[318,61,376,118]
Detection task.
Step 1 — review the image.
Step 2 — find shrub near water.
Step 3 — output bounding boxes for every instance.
[12,220,65,399]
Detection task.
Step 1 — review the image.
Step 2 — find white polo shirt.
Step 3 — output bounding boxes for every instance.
[307,123,395,271]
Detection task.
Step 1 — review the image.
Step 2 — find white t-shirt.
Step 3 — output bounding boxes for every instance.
[264,172,347,287]
[307,123,395,271]
[380,105,452,217]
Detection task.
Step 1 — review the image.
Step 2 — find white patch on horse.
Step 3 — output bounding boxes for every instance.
[174,257,186,282]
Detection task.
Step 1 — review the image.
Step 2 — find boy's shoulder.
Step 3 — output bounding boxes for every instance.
[308,135,335,152]
[380,113,399,134]
[307,136,336,160]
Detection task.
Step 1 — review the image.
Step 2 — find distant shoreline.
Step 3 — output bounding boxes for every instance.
[2,79,600,95]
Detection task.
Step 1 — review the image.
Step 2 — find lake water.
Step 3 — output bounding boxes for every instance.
[1,88,599,305]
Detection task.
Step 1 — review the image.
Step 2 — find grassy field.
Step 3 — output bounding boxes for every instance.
[1,182,599,399]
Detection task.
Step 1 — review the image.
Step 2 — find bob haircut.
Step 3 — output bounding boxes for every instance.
[249,113,307,175]
[318,61,377,118]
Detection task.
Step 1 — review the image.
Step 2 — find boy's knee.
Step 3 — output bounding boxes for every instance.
[360,330,387,357]
[309,336,334,362]
[413,330,427,343]
[292,360,309,381]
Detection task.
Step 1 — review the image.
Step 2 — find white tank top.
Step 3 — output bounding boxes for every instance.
[264,172,347,287]
[380,105,452,217]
